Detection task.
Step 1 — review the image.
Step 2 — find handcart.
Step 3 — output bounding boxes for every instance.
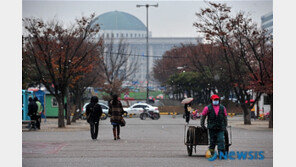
[184,124,232,156]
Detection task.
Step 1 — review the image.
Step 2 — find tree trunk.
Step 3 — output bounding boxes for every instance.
[57,98,65,128]
[71,93,82,123]
[66,88,71,125]
[187,90,191,98]
[71,105,78,123]
[78,98,83,118]
[268,94,273,128]
[242,104,251,125]
[66,106,71,125]
[256,100,260,119]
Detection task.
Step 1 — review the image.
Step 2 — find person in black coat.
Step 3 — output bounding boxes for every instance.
[184,102,192,124]
[86,96,103,140]
[28,97,38,130]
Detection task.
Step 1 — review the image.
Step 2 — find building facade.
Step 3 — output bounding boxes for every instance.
[91,11,199,90]
[261,12,273,35]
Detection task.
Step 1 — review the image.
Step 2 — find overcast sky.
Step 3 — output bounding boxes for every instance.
[23,0,273,37]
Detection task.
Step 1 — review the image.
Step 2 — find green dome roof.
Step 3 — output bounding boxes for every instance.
[91,11,146,31]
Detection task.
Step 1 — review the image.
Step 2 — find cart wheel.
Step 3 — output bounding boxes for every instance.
[186,127,195,156]
[186,131,193,156]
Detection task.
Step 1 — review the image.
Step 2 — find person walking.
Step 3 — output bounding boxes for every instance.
[33,97,43,129]
[184,102,192,124]
[86,96,102,140]
[108,94,125,140]
[28,97,38,130]
[200,94,228,157]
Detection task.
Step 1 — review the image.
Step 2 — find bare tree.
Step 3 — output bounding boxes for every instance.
[96,37,139,98]
[70,64,103,122]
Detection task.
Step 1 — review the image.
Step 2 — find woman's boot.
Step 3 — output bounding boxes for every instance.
[117,126,120,139]
[113,128,117,140]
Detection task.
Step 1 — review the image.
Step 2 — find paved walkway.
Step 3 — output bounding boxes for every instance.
[23,115,272,167]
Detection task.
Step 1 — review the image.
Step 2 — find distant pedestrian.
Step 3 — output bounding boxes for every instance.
[33,97,43,129]
[86,96,102,140]
[108,94,125,140]
[184,102,192,124]
[28,97,38,130]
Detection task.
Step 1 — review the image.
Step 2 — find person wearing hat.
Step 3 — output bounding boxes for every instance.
[201,94,228,157]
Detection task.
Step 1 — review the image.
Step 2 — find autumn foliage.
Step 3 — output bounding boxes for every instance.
[153,2,273,126]
[22,14,103,127]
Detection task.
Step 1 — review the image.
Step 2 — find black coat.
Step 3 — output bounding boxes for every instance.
[28,101,38,116]
[184,104,190,123]
[86,103,103,123]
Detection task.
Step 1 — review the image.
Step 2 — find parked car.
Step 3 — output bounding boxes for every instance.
[82,103,109,120]
[123,103,159,115]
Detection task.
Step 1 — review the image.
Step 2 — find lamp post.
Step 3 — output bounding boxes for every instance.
[136,3,158,102]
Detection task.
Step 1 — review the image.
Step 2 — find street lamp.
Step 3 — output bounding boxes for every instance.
[136,3,158,102]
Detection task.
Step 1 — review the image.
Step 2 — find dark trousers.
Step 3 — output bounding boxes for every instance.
[113,125,120,136]
[36,115,41,129]
[90,122,99,139]
[185,111,190,123]
[113,125,120,131]
[29,115,38,129]
[209,129,225,151]
[224,129,230,152]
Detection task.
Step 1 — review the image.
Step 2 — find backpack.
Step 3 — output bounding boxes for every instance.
[86,105,94,123]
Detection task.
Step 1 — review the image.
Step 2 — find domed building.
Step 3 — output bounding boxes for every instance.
[91,11,150,39]
[92,11,199,91]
